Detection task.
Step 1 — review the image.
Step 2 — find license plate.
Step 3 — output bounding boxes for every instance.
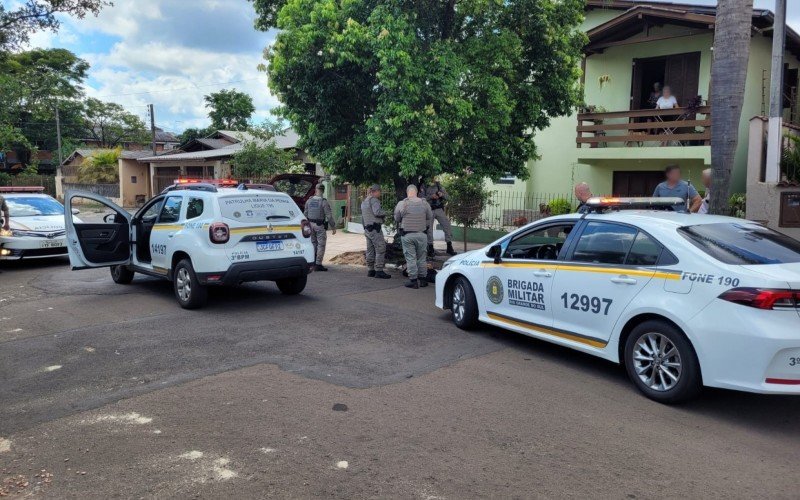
[40,240,65,248]
[256,240,283,252]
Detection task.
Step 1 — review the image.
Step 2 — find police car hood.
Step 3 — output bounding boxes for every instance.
[739,263,800,290]
[8,215,69,232]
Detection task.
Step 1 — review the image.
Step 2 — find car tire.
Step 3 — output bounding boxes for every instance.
[173,259,208,309]
[451,276,479,330]
[276,275,307,295]
[624,320,701,404]
[110,265,135,284]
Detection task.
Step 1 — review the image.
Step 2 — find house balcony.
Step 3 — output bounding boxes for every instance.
[575,106,711,167]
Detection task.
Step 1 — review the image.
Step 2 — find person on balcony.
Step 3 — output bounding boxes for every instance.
[647,82,662,109]
[656,85,678,109]
[653,164,702,213]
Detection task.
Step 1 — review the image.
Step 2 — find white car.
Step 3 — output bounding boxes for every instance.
[0,187,81,260]
[435,198,800,403]
[64,181,315,309]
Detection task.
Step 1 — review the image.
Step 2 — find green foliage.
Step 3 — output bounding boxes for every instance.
[444,175,493,228]
[253,0,586,190]
[178,127,213,148]
[0,0,109,51]
[0,123,31,152]
[0,172,11,186]
[82,98,149,148]
[205,89,255,131]
[548,197,572,215]
[729,192,746,219]
[780,134,800,183]
[231,121,298,179]
[78,148,120,183]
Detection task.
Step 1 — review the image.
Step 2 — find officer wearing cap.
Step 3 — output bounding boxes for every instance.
[304,184,336,271]
[394,184,433,289]
[361,184,391,279]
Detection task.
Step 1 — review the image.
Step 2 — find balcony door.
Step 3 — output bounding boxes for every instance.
[631,52,701,109]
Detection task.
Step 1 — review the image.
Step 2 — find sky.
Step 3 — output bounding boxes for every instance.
[4,0,800,135]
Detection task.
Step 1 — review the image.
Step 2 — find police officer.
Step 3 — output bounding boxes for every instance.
[423,177,456,256]
[394,184,433,289]
[304,184,336,271]
[361,185,391,279]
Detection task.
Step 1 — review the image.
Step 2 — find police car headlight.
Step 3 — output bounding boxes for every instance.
[0,229,13,237]
[442,257,457,269]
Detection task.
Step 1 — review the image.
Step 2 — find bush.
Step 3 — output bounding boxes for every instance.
[729,193,746,219]
[444,175,493,251]
[548,198,572,215]
[79,148,121,183]
[0,172,11,186]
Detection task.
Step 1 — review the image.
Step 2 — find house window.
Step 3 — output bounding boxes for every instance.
[496,174,516,185]
[131,176,137,184]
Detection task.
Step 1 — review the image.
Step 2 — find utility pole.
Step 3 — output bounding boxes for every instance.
[148,104,157,155]
[766,0,787,183]
[55,103,64,169]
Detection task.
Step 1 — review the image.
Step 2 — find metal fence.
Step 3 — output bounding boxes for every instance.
[347,186,574,231]
[62,182,120,198]
[5,175,58,197]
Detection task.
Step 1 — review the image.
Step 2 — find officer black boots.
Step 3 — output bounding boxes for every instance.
[428,244,435,256]
[374,271,391,279]
[368,270,376,277]
[404,279,419,289]
[315,264,328,272]
[446,242,457,256]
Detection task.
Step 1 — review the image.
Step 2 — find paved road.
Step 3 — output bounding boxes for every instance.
[1,259,799,498]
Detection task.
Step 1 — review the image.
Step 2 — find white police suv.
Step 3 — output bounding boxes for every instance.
[64,181,315,309]
[1,187,81,260]
[435,197,800,403]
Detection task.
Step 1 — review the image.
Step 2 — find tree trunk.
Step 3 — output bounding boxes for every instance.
[709,0,753,215]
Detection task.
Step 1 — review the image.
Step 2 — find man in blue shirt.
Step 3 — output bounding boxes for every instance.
[652,164,702,213]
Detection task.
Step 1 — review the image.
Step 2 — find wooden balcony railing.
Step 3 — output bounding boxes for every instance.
[577,106,711,148]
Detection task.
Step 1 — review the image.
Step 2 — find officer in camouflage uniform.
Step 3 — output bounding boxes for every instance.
[423,177,456,257]
[361,184,391,279]
[304,184,336,271]
[394,184,433,289]
[0,194,9,231]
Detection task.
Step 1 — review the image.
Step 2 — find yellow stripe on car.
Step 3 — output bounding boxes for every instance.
[480,261,680,280]
[486,312,608,348]
[229,225,301,234]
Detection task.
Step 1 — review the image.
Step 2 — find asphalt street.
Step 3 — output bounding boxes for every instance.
[1,258,800,498]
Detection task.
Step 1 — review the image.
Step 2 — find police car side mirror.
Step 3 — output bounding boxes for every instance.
[488,244,503,264]
[71,208,81,215]
[103,213,116,223]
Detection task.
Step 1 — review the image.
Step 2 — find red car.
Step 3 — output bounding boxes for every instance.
[268,173,322,211]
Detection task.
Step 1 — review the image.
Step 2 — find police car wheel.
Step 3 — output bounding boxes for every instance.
[276,275,307,295]
[173,259,208,309]
[624,320,701,404]
[110,265,134,284]
[451,276,478,330]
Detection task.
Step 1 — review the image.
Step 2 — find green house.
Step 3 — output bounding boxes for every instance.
[499,0,800,199]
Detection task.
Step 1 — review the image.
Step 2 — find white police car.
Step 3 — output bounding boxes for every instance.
[0,187,81,260]
[436,197,800,403]
[64,180,315,309]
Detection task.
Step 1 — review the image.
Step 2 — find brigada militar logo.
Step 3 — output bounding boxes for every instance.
[486,276,504,304]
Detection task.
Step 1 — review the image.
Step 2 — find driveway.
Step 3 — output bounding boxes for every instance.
[1,259,799,498]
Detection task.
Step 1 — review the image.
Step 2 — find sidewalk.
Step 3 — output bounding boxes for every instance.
[322,231,486,265]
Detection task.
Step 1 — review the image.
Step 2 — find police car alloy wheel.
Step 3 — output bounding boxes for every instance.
[110,265,135,284]
[173,259,208,309]
[624,320,701,403]
[451,276,478,330]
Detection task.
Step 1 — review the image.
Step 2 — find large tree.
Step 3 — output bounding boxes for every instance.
[251,0,585,195]
[82,97,149,148]
[709,0,753,214]
[204,89,256,131]
[0,0,110,51]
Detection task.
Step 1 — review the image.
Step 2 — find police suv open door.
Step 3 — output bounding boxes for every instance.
[65,191,132,270]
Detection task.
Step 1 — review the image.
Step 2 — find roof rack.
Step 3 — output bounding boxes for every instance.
[160,183,218,194]
[0,186,45,193]
[584,197,686,214]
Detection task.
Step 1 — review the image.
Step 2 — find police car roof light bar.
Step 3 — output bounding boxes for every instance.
[585,196,685,213]
[161,183,218,194]
[0,186,45,193]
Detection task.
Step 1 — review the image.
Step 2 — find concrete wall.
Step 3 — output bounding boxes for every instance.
[119,158,150,208]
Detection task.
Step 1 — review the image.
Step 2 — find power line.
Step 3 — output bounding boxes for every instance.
[89,77,264,99]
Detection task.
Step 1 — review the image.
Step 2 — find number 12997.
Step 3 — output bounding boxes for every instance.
[561,293,613,315]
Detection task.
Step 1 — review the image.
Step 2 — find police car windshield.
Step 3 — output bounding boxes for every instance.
[6,196,64,217]
[679,223,800,265]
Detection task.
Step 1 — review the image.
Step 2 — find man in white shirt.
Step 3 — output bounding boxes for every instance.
[697,168,712,214]
[656,85,678,109]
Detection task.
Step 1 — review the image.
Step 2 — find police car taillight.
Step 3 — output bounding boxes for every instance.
[719,288,800,310]
[209,222,230,244]
[301,220,312,238]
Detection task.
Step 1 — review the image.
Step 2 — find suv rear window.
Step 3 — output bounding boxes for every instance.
[678,223,800,264]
